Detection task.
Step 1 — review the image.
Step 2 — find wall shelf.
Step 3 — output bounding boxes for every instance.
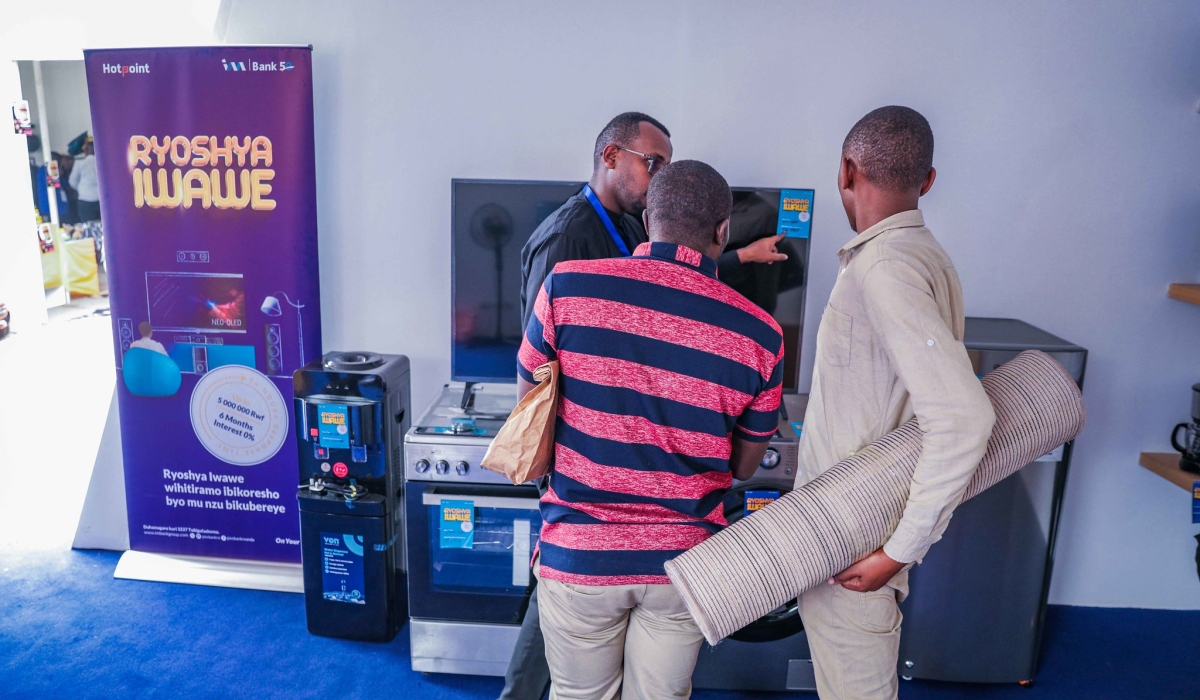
[1138,452,1197,492]
[1167,283,1200,306]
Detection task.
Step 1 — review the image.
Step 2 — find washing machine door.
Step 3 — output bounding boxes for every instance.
[722,485,805,643]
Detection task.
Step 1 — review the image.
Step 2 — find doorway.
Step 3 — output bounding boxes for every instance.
[16,59,107,317]
[1,59,114,552]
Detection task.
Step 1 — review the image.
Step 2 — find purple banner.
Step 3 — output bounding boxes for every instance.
[85,47,320,562]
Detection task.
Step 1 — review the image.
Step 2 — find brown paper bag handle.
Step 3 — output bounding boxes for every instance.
[533,361,556,383]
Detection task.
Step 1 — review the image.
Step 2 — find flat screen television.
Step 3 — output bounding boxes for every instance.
[145,271,247,334]
[450,179,811,390]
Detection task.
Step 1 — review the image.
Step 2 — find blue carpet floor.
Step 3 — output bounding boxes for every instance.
[1,548,1197,699]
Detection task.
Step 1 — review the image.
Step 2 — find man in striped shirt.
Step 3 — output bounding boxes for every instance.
[517,160,785,700]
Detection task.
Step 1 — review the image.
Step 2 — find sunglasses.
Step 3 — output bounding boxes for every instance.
[616,146,667,175]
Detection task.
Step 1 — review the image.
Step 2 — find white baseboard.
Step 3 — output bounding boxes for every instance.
[114,550,304,593]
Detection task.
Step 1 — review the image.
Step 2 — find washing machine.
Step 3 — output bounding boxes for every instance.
[692,393,817,693]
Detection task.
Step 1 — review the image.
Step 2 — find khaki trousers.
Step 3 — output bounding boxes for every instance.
[798,570,908,700]
[535,562,704,700]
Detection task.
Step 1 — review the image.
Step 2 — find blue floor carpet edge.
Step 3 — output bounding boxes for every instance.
[1,548,1197,699]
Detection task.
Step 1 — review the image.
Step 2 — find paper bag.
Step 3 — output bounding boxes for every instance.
[480,360,559,484]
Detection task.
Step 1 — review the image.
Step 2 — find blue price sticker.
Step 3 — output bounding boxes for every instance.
[317,403,350,449]
[745,490,781,514]
[777,189,815,239]
[1192,482,1199,524]
[440,499,475,549]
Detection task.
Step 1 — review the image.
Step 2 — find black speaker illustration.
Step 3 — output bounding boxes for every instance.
[117,318,135,353]
[192,346,209,375]
[264,323,283,375]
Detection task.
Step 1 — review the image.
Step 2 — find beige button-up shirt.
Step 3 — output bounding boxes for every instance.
[797,210,995,564]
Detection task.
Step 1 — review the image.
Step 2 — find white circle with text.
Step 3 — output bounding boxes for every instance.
[190,365,288,466]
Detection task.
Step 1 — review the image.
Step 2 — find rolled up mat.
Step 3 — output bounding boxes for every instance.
[664,349,1085,645]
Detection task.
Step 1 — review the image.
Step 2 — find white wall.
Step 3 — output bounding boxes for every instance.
[17,61,91,156]
[0,0,220,331]
[0,0,1193,610]
[16,62,41,163]
[215,0,1200,610]
[0,63,49,329]
[28,61,92,155]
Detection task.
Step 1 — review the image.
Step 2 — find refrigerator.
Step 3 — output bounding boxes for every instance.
[897,317,1087,685]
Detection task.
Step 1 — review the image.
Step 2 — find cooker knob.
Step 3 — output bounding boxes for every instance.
[415,459,430,474]
[760,448,781,470]
[455,461,469,476]
[434,460,450,475]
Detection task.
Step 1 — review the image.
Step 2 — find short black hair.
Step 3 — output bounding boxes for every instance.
[593,112,671,168]
[646,160,731,247]
[842,106,934,192]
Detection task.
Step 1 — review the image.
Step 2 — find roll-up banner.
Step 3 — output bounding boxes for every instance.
[85,47,320,563]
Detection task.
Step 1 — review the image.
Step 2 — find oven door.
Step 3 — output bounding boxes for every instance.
[405,482,543,624]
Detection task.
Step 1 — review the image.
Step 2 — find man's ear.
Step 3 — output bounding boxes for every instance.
[602,143,620,171]
[714,218,730,251]
[642,209,650,234]
[919,166,936,197]
[839,156,855,192]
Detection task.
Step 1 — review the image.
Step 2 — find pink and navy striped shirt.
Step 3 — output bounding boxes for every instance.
[519,241,784,586]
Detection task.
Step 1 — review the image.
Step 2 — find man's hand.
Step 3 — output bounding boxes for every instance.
[737,234,789,264]
[830,548,906,593]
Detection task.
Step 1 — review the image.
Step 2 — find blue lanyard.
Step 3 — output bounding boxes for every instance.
[581,184,631,256]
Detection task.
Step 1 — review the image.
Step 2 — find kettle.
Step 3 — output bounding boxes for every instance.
[1170,382,1200,474]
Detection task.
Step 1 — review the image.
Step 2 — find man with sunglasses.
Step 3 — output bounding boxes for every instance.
[519,112,670,331]
[519,112,788,330]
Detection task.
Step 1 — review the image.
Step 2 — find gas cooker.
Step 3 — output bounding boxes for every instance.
[404,383,518,486]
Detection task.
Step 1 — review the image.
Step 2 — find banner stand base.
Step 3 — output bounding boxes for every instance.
[114,551,303,593]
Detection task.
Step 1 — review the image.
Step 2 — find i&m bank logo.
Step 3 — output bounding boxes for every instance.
[223,58,295,72]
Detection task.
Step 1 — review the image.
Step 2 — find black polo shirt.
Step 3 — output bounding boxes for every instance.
[519,192,647,330]
[519,190,753,330]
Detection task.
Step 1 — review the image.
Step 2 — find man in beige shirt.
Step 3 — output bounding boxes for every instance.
[796,106,996,700]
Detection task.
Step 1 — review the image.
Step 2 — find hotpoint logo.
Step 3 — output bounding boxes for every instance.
[102,63,150,77]
[223,58,296,73]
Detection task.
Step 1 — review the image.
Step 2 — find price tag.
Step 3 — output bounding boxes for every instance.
[777,189,815,239]
[745,490,780,514]
[317,403,350,449]
[440,499,475,549]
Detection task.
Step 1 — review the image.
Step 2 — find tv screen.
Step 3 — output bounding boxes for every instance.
[450,180,811,390]
[723,188,811,391]
[146,271,247,334]
[452,180,584,382]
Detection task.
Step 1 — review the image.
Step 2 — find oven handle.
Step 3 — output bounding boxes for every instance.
[421,488,541,510]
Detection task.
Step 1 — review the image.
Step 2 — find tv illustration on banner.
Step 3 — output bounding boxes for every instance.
[145,271,247,334]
